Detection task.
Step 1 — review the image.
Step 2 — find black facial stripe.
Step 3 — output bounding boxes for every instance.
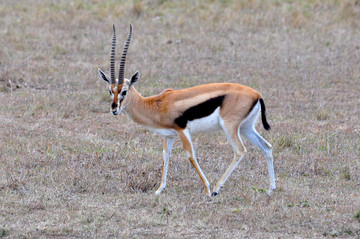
[174,95,226,128]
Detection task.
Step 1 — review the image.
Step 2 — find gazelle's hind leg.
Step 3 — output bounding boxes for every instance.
[240,101,276,195]
[239,101,276,195]
[241,127,276,195]
[212,118,246,196]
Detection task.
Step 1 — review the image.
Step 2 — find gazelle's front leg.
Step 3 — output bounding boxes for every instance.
[155,137,175,195]
[178,129,211,197]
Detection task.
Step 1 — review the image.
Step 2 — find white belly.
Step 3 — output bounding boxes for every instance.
[187,107,221,134]
[148,128,178,136]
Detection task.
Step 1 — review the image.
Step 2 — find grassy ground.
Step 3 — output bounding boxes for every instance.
[1,0,359,238]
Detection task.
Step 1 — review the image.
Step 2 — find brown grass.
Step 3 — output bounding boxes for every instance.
[1,0,359,238]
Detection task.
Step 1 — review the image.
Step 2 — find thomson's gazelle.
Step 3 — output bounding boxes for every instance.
[98,25,276,197]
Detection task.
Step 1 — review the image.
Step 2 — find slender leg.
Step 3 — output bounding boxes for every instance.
[178,129,211,197]
[241,127,276,195]
[155,137,175,195]
[212,119,246,196]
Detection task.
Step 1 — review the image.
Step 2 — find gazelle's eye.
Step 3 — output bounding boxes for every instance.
[122,91,127,96]
[109,90,112,95]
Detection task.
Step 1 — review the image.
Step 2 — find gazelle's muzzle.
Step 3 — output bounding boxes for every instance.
[111,110,119,115]
[110,102,120,115]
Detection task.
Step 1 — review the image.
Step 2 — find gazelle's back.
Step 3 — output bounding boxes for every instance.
[145,83,262,129]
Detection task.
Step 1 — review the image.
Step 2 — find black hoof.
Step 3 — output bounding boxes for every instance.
[211,192,218,197]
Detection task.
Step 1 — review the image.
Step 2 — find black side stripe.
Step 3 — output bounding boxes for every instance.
[175,95,226,128]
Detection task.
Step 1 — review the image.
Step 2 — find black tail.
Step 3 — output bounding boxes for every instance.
[259,98,271,131]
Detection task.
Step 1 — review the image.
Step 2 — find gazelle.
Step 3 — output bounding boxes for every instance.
[98,25,276,197]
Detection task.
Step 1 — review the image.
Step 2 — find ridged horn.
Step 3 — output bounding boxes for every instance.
[118,24,132,85]
[110,24,116,84]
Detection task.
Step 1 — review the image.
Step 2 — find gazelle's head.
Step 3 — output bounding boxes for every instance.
[98,24,140,115]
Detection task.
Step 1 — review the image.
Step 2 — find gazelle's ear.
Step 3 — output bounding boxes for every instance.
[98,68,110,84]
[130,71,140,87]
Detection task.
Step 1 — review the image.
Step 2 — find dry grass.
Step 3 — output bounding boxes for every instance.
[1,0,360,238]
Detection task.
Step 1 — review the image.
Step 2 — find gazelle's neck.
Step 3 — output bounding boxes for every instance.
[123,87,159,127]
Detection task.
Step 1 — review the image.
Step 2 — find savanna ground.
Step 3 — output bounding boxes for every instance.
[1,0,360,238]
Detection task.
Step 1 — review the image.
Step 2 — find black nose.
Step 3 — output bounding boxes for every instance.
[111,102,117,109]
